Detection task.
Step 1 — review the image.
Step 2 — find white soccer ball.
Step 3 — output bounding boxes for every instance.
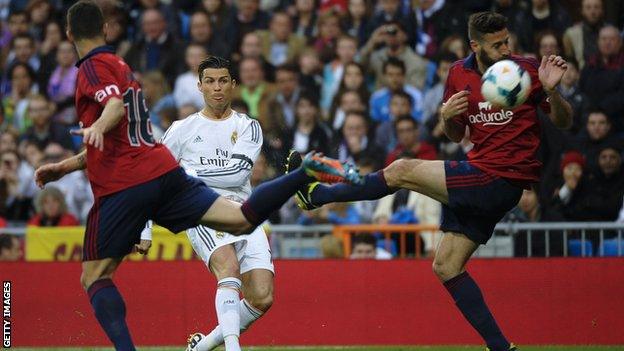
[481,60,531,109]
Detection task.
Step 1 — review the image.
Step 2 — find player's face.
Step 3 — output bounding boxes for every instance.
[198,68,235,109]
[473,29,511,69]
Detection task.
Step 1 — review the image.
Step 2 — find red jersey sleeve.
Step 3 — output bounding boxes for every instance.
[79,58,123,107]
[443,62,468,126]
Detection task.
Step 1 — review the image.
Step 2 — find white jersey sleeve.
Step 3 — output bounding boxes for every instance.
[160,120,185,161]
[195,118,262,189]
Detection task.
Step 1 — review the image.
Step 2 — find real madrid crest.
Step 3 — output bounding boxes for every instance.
[216,231,225,239]
[231,131,238,145]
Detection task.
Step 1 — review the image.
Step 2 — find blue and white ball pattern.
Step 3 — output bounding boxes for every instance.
[481,60,531,109]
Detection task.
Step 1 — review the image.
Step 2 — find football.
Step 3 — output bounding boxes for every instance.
[481,60,531,109]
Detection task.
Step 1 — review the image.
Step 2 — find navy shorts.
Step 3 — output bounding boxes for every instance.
[440,161,523,245]
[82,167,220,261]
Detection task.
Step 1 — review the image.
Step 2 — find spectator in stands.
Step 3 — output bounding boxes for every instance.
[342,0,371,47]
[330,62,370,114]
[127,0,180,40]
[0,234,22,261]
[370,57,423,123]
[0,150,37,221]
[46,41,78,125]
[350,233,392,259]
[314,10,343,64]
[516,0,570,54]
[563,0,604,69]
[257,11,306,67]
[141,71,174,137]
[319,234,344,258]
[21,94,74,152]
[28,186,79,227]
[6,33,40,71]
[22,141,43,169]
[105,8,132,58]
[266,63,302,131]
[329,90,367,132]
[375,91,412,152]
[173,43,207,111]
[535,30,562,62]
[5,11,29,40]
[234,56,275,120]
[297,47,322,99]
[574,110,621,172]
[579,25,624,134]
[368,0,416,47]
[199,0,237,43]
[557,59,587,134]
[232,0,270,48]
[413,0,467,57]
[40,143,93,223]
[439,34,469,61]
[124,8,184,85]
[292,0,317,39]
[188,10,231,60]
[362,21,428,90]
[335,110,385,167]
[549,151,592,221]
[2,62,37,133]
[0,131,18,153]
[352,157,380,223]
[26,0,54,42]
[321,35,359,113]
[286,92,332,155]
[38,20,64,89]
[422,53,455,123]
[384,115,437,167]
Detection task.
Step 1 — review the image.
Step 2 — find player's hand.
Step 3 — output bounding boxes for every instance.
[71,126,105,151]
[440,90,470,121]
[34,162,66,188]
[539,55,567,93]
[134,239,152,255]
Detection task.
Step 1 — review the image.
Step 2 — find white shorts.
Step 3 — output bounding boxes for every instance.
[186,225,274,275]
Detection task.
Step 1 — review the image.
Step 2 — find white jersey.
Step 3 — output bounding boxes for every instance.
[161,109,263,202]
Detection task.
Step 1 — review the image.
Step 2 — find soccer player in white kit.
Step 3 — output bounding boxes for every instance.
[141,56,273,351]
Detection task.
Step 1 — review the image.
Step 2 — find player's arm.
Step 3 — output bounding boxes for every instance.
[72,97,125,151]
[539,55,573,129]
[196,120,262,188]
[440,90,469,143]
[34,149,87,188]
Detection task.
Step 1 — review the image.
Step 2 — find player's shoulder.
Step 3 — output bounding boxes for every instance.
[233,110,260,127]
[511,55,540,72]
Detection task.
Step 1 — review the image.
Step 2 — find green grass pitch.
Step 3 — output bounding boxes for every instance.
[10,346,624,351]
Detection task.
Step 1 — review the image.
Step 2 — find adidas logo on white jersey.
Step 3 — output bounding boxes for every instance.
[193,135,203,143]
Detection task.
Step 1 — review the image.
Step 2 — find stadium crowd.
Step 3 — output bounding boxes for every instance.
[1,0,624,258]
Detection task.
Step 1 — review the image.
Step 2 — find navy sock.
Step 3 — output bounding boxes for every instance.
[311,171,393,206]
[88,279,136,351]
[444,272,510,351]
[241,168,312,225]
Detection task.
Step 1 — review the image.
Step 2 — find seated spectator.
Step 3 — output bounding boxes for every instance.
[124,8,184,85]
[517,1,570,54]
[384,116,437,167]
[46,40,78,125]
[188,10,231,60]
[141,71,175,137]
[329,89,367,132]
[321,35,359,113]
[563,0,604,69]
[257,12,306,67]
[549,151,588,220]
[173,43,207,111]
[319,234,344,259]
[422,54,455,124]
[361,21,427,90]
[0,150,37,221]
[21,94,75,152]
[233,56,275,120]
[313,10,342,64]
[21,141,44,169]
[292,0,317,39]
[572,110,621,172]
[0,234,22,261]
[579,25,624,133]
[350,233,392,259]
[266,63,302,131]
[368,0,416,48]
[375,91,416,152]
[342,0,371,47]
[329,62,370,117]
[534,30,563,62]
[199,0,237,44]
[28,186,79,227]
[4,33,40,72]
[285,93,332,156]
[105,8,132,58]
[231,0,270,49]
[297,47,322,98]
[232,32,275,82]
[0,131,19,153]
[334,110,385,167]
[2,62,37,132]
[370,57,423,123]
[38,20,65,90]
[413,0,466,58]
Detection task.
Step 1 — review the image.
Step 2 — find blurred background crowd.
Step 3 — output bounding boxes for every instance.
[0,0,623,253]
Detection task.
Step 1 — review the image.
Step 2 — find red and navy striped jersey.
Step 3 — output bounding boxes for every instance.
[443,54,551,184]
[75,45,178,197]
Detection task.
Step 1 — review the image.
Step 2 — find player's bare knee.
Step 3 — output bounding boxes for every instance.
[385,158,423,188]
[432,258,458,281]
[247,286,273,312]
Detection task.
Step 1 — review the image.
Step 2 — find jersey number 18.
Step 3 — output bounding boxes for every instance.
[123,87,155,147]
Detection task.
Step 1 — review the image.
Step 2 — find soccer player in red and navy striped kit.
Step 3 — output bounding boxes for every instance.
[297,12,572,351]
[34,2,360,349]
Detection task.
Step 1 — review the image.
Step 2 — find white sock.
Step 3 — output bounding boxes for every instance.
[196,299,264,351]
[215,278,241,351]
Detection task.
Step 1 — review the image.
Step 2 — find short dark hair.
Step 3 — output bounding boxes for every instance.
[297,90,320,108]
[9,62,36,81]
[468,12,508,42]
[275,62,299,76]
[383,57,406,75]
[394,114,419,130]
[351,234,376,249]
[67,0,105,41]
[11,33,34,48]
[391,90,413,105]
[197,56,232,80]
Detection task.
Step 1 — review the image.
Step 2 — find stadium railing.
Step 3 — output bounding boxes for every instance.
[4,222,624,259]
